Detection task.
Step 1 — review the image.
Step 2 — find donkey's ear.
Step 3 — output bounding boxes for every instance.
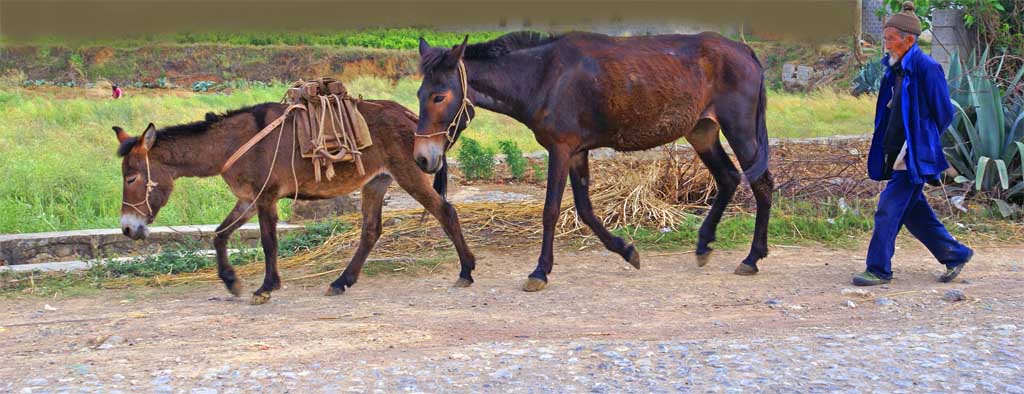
[451,35,469,60]
[419,37,431,56]
[141,123,157,151]
[112,126,130,143]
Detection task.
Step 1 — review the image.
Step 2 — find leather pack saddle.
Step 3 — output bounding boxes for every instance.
[286,78,373,181]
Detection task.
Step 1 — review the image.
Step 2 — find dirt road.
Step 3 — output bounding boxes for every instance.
[2,242,1022,393]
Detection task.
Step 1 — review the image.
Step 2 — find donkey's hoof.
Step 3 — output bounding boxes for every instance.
[522,278,548,292]
[250,293,272,305]
[324,285,346,296]
[453,278,473,288]
[226,280,243,297]
[696,250,714,267]
[734,263,759,276]
[625,244,641,269]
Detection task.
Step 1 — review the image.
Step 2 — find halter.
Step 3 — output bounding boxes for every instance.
[416,59,474,150]
[122,153,158,219]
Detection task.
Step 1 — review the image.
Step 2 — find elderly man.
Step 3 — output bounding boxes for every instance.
[852,2,973,286]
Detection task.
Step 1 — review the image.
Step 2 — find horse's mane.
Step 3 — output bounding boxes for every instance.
[117,103,273,157]
[420,31,555,73]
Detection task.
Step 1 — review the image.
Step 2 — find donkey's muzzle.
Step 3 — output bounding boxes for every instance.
[121,215,150,240]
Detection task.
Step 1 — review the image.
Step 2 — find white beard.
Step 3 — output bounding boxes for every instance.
[889,53,901,66]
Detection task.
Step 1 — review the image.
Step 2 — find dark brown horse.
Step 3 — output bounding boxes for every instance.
[114,100,476,304]
[415,31,772,291]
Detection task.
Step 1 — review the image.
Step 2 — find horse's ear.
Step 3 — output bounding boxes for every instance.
[418,37,430,57]
[141,123,157,151]
[451,35,469,60]
[112,126,129,143]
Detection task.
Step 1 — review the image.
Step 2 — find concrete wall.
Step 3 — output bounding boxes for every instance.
[931,9,974,73]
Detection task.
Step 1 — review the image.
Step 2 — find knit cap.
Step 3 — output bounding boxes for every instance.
[885,1,923,36]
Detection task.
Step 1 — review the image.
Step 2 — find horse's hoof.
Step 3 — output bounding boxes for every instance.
[625,245,641,269]
[324,285,345,296]
[250,293,272,305]
[453,278,473,288]
[522,278,547,292]
[734,263,759,276]
[696,250,714,267]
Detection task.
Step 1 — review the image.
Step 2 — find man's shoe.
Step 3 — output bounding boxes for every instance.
[940,248,973,283]
[852,271,891,286]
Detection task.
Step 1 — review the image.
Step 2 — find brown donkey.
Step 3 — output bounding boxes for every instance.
[114,100,476,304]
[415,31,772,291]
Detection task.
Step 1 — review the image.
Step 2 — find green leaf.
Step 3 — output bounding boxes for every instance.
[1013,141,1024,179]
[1010,111,1024,143]
[969,76,1003,159]
[975,156,991,190]
[1008,180,1024,198]
[1009,66,1024,95]
[994,159,1009,190]
[954,175,969,184]
[950,100,980,160]
[992,198,1015,218]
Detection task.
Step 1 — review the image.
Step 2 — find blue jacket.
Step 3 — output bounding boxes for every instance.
[868,44,955,185]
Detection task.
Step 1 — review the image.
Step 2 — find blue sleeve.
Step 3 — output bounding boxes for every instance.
[924,62,955,133]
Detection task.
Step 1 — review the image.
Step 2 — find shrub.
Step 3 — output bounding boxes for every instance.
[456,137,495,180]
[531,154,548,183]
[192,80,216,92]
[852,56,885,96]
[943,48,1024,214]
[498,140,527,180]
[0,69,27,88]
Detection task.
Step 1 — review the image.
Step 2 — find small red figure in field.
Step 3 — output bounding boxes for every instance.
[112,84,123,99]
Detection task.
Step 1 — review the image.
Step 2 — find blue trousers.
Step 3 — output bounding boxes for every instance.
[866,171,972,280]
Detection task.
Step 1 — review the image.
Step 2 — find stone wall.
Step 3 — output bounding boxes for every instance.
[0,224,301,265]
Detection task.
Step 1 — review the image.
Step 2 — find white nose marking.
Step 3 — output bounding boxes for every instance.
[120,214,146,229]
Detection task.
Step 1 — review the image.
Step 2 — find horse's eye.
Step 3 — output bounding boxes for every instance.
[433,95,445,103]
[126,175,138,185]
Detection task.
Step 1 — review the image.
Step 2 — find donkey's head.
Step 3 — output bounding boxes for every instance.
[414,36,475,174]
[113,124,176,240]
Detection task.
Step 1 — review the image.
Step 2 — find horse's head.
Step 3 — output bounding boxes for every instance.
[414,36,476,174]
[113,123,175,240]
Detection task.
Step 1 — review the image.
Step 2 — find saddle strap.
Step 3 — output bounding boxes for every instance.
[221,104,306,174]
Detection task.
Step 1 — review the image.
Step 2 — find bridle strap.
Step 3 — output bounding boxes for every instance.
[122,153,157,218]
[416,59,474,150]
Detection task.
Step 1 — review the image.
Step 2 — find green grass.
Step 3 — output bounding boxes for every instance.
[0,79,874,234]
[0,85,289,233]
[0,220,349,297]
[12,29,514,50]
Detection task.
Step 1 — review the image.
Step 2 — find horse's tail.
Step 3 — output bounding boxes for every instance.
[743,48,771,182]
[432,155,448,201]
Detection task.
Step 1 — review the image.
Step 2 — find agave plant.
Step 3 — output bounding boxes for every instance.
[852,56,885,96]
[942,48,1024,215]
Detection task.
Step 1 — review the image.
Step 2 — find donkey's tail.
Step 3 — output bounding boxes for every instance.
[432,156,449,201]
[743,48,770,182]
